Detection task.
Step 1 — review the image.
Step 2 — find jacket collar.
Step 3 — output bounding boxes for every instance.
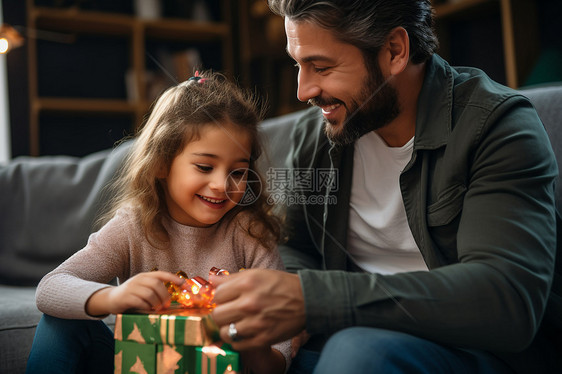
[414,54,454,150]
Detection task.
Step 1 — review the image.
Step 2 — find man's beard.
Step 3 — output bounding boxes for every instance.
[310,64,401,146]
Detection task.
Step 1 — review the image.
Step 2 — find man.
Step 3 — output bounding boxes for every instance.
[211,1,561,372]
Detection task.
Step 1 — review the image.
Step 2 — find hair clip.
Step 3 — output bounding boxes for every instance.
[187,70,207,84]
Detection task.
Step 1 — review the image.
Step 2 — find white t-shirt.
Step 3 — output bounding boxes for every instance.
[347,131,428,274]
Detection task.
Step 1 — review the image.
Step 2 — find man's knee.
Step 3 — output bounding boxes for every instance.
[314,327,434,373]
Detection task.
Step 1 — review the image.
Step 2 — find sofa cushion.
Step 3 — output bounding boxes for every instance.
[519,85,562,334]
[0,286,40,374]
[520,85,562,208]
[0,142,131,286]
[0,285,115,374]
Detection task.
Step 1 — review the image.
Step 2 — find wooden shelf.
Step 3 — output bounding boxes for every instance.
[32,7,134,36]
[434,0,498,19]
[32,7,230,41]
[144,19,229,41]
[26,1,234,156]
[34,98,137,114]
[432,0,539,89]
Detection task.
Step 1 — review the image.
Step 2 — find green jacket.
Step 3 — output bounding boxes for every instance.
[279,55,560,369]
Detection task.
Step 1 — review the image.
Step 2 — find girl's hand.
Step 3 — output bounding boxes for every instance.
[86,271,184,316]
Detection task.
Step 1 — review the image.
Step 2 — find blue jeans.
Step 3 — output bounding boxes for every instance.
[26,314,114,374]
[289,327,513,374]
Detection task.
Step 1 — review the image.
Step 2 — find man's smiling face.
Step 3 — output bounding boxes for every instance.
[285,18,401,145]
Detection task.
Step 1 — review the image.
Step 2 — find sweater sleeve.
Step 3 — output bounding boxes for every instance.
[272,339,292,373]
[35,208,134,319]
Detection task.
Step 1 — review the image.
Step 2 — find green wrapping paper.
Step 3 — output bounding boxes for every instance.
[114,307,219,346]
[196,344,240,373]
[115,340,157,374]
[114,307,239,374]
[115,340,197,374]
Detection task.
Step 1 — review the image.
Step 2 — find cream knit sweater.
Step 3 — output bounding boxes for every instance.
[36,206,291,365]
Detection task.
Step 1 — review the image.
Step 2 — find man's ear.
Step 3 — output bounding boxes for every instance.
[384,27,410,76]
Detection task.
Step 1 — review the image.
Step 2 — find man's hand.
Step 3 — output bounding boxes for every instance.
[86,271,184,316]
[211,269,306,351]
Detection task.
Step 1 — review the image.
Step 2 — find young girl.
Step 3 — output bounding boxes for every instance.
[26,71,290,374]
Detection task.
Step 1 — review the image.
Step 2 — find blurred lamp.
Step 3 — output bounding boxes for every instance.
[0,24,24,54]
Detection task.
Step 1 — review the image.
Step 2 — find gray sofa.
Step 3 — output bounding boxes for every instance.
[1,87,561,373]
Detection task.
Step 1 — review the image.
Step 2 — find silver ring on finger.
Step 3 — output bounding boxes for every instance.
[228,322,242,342]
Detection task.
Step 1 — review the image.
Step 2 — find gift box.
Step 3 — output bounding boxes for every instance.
[114,307,240,374]
[196,345,240,374]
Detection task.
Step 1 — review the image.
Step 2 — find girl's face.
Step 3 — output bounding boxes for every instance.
[162,122,252,227]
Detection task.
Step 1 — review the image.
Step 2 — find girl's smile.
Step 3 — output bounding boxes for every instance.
[197,194,228,208]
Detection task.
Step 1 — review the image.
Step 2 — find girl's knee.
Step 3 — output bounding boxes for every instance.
[38,314,111,342]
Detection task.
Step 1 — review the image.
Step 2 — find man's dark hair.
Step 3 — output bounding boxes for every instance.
[268,0,438,64]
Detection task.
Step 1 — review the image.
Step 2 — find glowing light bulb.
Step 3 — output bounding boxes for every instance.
[201,345,226,357]
[0,24,24,54]
[0,38,9,54]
